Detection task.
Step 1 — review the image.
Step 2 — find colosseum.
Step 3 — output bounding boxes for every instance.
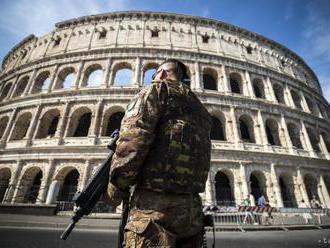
[0,11,329,213]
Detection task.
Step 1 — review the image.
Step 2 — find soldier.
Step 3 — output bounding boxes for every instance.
[105,59,212,247]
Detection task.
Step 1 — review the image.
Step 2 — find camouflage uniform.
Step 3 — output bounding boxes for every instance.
[109,80,212,247]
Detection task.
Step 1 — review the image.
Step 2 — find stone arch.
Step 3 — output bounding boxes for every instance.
[102,107,125,136]
[304,173,319,201]
[202,67,217,91]
[16,166,43,203]
[67,107,92,137]
[215,170,235,206]
[265,118,281,146]
[36,109,60,139]
[31,71,51,94]
[0,167,11,202]
[210,115,226,141]
[82,64,103,87]
[238,114,255,143]
[113,62,133,86]
[252,78,265,99]
[279,173,297,207]
[229,73,243,94]
[249,171,268,202]
[273,83,285,104]
[10,112,32,141]
[290,90,302,110]
[306,127,320,152]
[55,167,80,202]
[0,83,12,101]
[55,67,76,89]
[287,122,303,149]
[13,76,29,98]
[142,62,158,85]
[0,116,9,139]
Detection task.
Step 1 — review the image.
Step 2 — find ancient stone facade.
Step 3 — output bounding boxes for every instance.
[0,11,330,210]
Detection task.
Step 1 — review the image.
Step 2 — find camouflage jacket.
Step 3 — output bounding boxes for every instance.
[109,80,211,195]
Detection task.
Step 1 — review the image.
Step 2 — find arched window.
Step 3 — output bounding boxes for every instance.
[82,64,103,87]
[291,90,302,110]
[210,116,226,141]
[321,132,330,153]
[11,113,32,140]
[55,67,76,89]
[250,171,267,202]
[304,174,319,201]
[0,83,12,101]
[273,83,285,104]
[239,115,255,143]
[0,117,9,139]
[229,73,242,94]
[143,68,156,85]
[13,76,29,97]
[24,171,42,203]
[114,68,133,86]
[0,168,11,202]
[306,128,320,152]
[252,78,265,99]
[73,113,92,137]
[305,96,315,114]
[287,123,303,149]
[215,171,234,206]
[32,71,50,94]
[203,68,217,91]
[58,169,79,202]
[279,175,297,208]
[265,119,281,146]
[36,110,60,139]
[103,112,125,136]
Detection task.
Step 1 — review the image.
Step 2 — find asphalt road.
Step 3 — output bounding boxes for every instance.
[0,226,330,248]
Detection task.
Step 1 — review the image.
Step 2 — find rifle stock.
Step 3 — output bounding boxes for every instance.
[60,129,120,240]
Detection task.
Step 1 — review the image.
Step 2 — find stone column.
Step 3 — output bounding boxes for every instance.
[8,75,20,99]
[45,180,60,204]
[205,170,215,206]
[270,164,284,207]
[48,64,60,92]
[265,77,276,102]
[319,133,330,159]
[56,102,70,145]
[4,160,23,203]
[75,61,85,90]
[221,65,230,93]
[133,57,141,87]
[296,168,310,207]
[280,114,296,154]
[257,110,270,150]
[239,162,250,201]
[11,162,25,203]
[230,107,242,149]
[300,120,316,157]
[244,70,255,98]
[26,105,42,147]
[37,159,56,203]
[103,58,112,88]
[319,175,330,207]
[23,69,37,96]
[79,160,92,191]
[194,62,202,91]
[1,108,18,146]
[284,84,295,108]
[91,100,104,144]
[299,91,310,113]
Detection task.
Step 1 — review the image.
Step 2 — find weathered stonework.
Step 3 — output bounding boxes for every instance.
[0,11,329,210]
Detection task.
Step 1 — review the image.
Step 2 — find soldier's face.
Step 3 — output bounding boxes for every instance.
[154,62,179,82]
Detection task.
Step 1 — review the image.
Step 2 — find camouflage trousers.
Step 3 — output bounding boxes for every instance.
[123,189,204,248]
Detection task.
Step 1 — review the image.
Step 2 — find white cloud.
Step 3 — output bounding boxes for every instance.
[0,0,131,37]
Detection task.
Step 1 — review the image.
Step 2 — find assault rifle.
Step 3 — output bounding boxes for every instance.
[60,129,120,240]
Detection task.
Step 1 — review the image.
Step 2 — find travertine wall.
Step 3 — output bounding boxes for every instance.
[0,11,329,209]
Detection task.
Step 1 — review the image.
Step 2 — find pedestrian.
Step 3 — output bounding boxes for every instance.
[104,59,212,247]
[300,199,312,224]
[242,194,257,225]
[310,195,321,209]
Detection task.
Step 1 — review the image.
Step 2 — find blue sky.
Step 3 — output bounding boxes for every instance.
[0,0,329,103]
